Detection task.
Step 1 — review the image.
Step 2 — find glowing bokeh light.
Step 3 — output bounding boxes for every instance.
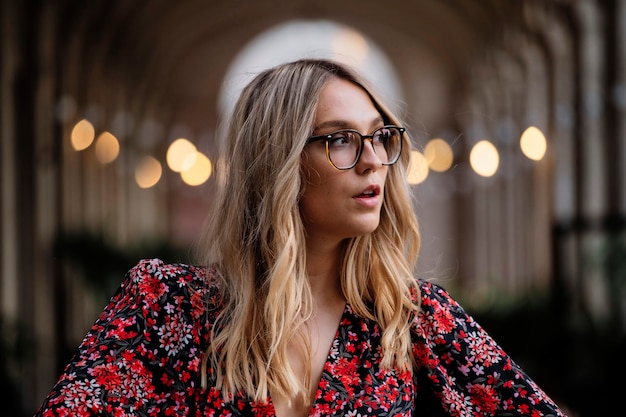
[520,126,547,161]
[94,131,120,164]
[469,140,499,177]
[407,150,429,184]
[424,138,454,172]
[70,119,95,151]
[180,152,212,186]
[167,138,197,172]
[135,156,162,189]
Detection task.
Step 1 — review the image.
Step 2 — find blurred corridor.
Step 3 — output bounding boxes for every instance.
[2,1,625,415]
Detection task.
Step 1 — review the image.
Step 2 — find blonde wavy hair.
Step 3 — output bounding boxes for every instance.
[198,58,421,402]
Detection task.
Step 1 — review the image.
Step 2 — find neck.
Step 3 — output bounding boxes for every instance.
[305,239,344,303]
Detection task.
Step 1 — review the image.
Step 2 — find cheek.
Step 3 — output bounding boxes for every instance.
[299,149,345,214]
[298,186,321,228]
[300,150,332,190]
[299,167,334,223]
[300,168,328,209]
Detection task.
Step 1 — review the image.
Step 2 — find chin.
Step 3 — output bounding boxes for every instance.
[354,222,381,236]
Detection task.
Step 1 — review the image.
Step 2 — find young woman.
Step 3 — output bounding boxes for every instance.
[36,59,567,416]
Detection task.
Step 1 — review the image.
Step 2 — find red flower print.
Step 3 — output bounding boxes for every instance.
[468,383,498,414]
[34,260,567,417]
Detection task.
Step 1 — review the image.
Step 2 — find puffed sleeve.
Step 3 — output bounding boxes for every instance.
[34,258,215,417]
[411,280,567,417]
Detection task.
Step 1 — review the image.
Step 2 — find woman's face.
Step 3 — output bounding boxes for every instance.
[300,78,389,247]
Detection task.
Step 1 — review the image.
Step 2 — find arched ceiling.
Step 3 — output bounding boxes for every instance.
[54,0,525,145]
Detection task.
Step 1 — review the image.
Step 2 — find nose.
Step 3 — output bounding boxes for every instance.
[356,137,383,171]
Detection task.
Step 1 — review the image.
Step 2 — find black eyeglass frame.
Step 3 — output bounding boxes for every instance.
[305,125,405,170]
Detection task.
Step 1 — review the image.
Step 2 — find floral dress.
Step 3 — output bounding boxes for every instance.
[35,258,566,416]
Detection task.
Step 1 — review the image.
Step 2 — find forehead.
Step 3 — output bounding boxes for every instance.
[317,78,373,111]
[314,78,381,130]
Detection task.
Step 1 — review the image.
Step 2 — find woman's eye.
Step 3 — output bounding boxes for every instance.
[328,132,354,147]
[374,129,390,143]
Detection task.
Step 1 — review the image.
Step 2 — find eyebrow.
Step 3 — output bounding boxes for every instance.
[312,116,385,134]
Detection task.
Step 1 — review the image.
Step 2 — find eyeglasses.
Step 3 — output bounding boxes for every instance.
[305,125,405,170]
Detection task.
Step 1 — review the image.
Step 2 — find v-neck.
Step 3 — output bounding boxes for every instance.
[268,302,350,417]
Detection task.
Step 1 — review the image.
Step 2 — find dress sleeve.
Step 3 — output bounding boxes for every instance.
[411,280,567,417]
[34,258,213,417]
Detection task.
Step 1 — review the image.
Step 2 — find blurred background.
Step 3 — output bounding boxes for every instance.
[2,0,624,415]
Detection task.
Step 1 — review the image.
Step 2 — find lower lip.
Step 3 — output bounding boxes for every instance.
[353,195,380,208]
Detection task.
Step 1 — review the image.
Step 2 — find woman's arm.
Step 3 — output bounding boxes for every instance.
[412,280,567,417]
[35,259,211,417]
